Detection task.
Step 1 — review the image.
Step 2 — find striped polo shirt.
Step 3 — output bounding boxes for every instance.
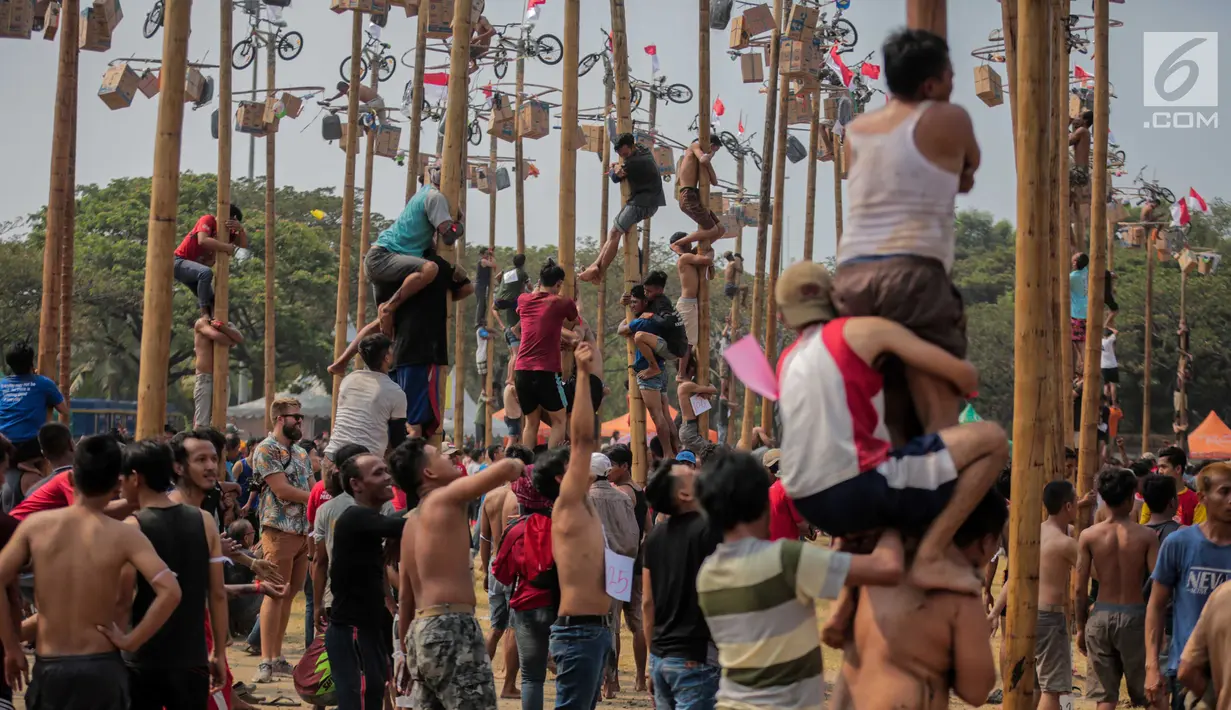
[696,537,851,709]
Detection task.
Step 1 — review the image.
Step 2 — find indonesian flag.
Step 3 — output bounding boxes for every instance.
[1074,65,1093,87]
[481,83,493,100]
[424,72,449,104]
[738,114,744,135]
[645,45,659,76]
[827,44,853,87]
[859,62,881,80]
[1188,187,1209,213]
[526,0,546,22]
[1172,199,1190,227]
[713,97,725,117]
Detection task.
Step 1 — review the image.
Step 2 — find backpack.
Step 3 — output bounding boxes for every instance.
[293,637,338,707]
[505,512,559,599]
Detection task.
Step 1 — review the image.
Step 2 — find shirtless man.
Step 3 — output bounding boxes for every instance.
[1076,467,1158,710]
[543,341,610,707]
[326,80,386,126]
[674,135,726,249]
[478,479,520,698]
[469,15,496,74]
[1069,111,1094,248]
[670,231,714,380]
[677,379,717,455]
[722,251,744,304]
[394,438,525,709]
[193,318,244,428]
[0,435,182,710]
[834,489,1003,710]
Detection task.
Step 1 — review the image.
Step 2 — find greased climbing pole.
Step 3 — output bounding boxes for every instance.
[608,0,648,485]
[761,1,792,434]
[405,7,428,201]
[515,27,527,255]
[263,39,278,429]
[596,85,613,359]
[135,0,191,438]
[58,83,77,402]
[559,0,580,297]
[485,134,498,448]
[212,0,234,428]
[803,92,819,261]
[357,67,381,332]
[331,11,364,426]
[695,0,713,434]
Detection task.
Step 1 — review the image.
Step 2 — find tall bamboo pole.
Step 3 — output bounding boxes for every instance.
[640,92,658,281]
[357,69,381,332]
[1142,229,1155,455]
[1001,0,1019,143]
[1054,5,1071,452]
[1003,0,1053,706]
[514,29,527,255]
[597,86,613,359]
[609,0,647,484]
[1176,270,1188,450]
[39,0,80,390]
[740,0,784,446]
[212,0,234,428]
[724,156,745,446]
[761,1,792,434]
[58,83,77,400]
[1038,1,1058,477]
[135,0,192,439]
[907,0,947,37]
[559,0,580,297]
[263,41,277,430]
[696,0,713,434]
[803,93,820,261]
[406,9,429,201]
[453,147,468,445]
[248,55,259,180]
[485,134,498,448]
[331,12,365,426]
[833,133,843,245]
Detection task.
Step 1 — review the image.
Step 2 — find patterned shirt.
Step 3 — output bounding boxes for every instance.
[696,537,850,709]
[250,435,313,536]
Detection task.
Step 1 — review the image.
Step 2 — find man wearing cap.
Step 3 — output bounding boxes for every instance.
[588,453,640,698]
[774,260,1007,594]
[367,164,466,332]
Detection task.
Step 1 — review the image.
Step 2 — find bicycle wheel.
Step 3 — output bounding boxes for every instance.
[468,120,482,146]
[667,83,693,104]
[340,56,370,83]
[629,87,642,112]
[378,55,397,82]
[232,39,256,70]
[494,52,509,79]
[142,0,163,39]
[278,31,304,61]
[751,152,764,172]
[1159,187,1176,204]
[578,53,600,77]
[833,18,858,48]
[536,34,564,65]
[1111,149,1125,164]
[719,131,740,154]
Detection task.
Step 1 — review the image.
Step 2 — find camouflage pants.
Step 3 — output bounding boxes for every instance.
[407,613,497,710]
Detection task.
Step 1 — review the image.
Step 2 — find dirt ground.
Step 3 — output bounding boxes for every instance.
[13,558,1121,709]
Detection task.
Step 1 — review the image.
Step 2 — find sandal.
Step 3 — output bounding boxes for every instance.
[262,697,298,707]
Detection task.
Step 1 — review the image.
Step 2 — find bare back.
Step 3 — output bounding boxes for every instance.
[25,508,153,655]
[1071,126,1091,167]
[482,485,510,556]
[1039,521,1078,606]
[1081,517,1158,605]
[402,494,477,610]
[678,143,703,189]
[194,324,213,374]
[553,495,610,617]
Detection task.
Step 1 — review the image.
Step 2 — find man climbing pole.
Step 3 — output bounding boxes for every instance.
[578,133,665,284]
[673,134,727,250]
[174,204,248,319]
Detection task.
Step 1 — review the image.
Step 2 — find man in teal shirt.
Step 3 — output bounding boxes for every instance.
[365,165,465,330]
[1070,252,1089,374]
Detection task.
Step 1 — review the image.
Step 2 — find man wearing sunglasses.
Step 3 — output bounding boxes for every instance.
[248,397,314,684]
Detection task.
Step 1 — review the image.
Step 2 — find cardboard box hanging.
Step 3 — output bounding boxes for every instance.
[517,100,549,140]
[786,4,818,40]
[330,0,371,12]
[98,62,138,109]
[728,16,748,50]
[652,146,674,176]
[581,124,605,153]
[374,125,401,158]
[280,92,303,119]
[423,0,451,39]
[740,53,763,84]
[41,0,58,40]
[78,4,109,50]
[490,93,514,123]
[475,166,493,194]
[94,0,120,31]
[741,3,773,36]
[779,39,808,77]
[488,113,516,143]
[262,96,282,132]
[183,66,205,103]
[136,69,159,98]
[1,0,35,38]
[973,65,1003,107]
[787,94,812,125]
[235,101,267,135]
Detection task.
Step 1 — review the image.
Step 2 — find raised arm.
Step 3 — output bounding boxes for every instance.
[558,343,598,505]
[438,458,525,508]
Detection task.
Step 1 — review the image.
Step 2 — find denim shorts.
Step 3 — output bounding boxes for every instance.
[637,370,667,393]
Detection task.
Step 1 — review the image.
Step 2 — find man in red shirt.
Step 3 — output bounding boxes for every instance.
[10,468,134,521]
[513,260,578,449]
[764,449,810,542]
[174,204,249,318]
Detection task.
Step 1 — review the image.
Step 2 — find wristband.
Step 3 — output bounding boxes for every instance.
[254,580,262,593]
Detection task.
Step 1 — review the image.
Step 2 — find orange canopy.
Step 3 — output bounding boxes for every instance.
[1189,412,1231,460]
[601,408,719,442]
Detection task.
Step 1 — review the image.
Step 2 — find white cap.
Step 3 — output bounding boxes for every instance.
[590,453,612,478]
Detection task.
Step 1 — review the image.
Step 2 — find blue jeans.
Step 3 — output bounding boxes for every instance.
[650,655,720,710]
[513,606,556,710]
[548,621,611,710]
[173,257,214,311]
[246,615,260,648]
[324,622,388,710]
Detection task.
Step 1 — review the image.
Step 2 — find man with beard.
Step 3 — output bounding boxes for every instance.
[325,453,404,710]
[395,439,525,709]
[249,398,314,683]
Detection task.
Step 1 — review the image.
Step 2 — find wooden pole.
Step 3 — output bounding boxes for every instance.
[609,0,647,484]
[833,133,843,246]
[724,155,745,446]
[761,1,792,434]
[357,69,380,332]
[485,134,498,448]
[331,11,365,426]
[212,0,234,428]
[514,29,527,256]
[1053,3,1071,451]
[263,40,277,431]
[803,93,820,261]
[1003,0,1053,706]
[1001,0,1019,143]
[405,9,429,201]
[1177,270,1188,450]
[640,92,658,281]
[740,0,784,446]
[696,0,713,434]
[1142,229,1155,455]
[559,0,580,296]
[453,148,468,445]
[135,0,191,439]
[597,86,613,359]
[58,80,77,400]
[906,0,947,38]
[39,0,79,391]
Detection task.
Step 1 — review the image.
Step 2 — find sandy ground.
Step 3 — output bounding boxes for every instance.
[13,558,1123,709]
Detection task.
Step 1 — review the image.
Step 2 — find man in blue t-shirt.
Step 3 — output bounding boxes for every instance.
[0,343,69,448]
[1146,462,1231,710]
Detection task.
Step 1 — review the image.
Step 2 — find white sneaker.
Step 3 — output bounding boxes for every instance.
[252,661,273,684]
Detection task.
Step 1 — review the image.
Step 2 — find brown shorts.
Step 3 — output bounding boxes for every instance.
[832,256,967,357]
[679,187,718,230]
[1034,610,1072,695]
[1085,604,1148,705]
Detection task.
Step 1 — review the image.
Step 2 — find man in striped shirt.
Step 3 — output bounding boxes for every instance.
[695,451,904,709]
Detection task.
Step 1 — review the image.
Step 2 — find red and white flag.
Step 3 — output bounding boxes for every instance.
[859,62,880,80]
[526,0,547,22]
[738,114,745,135]
[644,45,659,75]
[713,97,725,117]
[424,72,449,104]
[827,44,853,87]
[1074,65,1093,87]
[1172,198,1191,227]
[1187,187,1209,213]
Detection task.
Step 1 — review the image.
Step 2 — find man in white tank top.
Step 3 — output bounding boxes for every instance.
[830,29,981,445]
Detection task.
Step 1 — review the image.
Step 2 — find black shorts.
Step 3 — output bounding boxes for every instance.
[564,374,605,414]
[1102,367,1119,384]
[128,665,210,710]
[29,652,128,710]
[515,370,567,415]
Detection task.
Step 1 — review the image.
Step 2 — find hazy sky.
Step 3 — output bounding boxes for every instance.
[1,0,1227,265]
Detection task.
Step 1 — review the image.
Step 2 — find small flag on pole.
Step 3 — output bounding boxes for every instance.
[424,72,449,104]
[713,97,725,116]
[738,114,744,135]
[859,62,880,79]
[526,0,546,22]
[1172,198,1191,227]
[827,44,853,87]
[645,45,659,75]
[1188,187,1209,213]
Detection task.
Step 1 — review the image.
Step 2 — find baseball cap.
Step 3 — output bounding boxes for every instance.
[762,448,781,469]
[441,442,460,456]
[775,261,837,329]
[590,453,612,478]
[676,451,698,465]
